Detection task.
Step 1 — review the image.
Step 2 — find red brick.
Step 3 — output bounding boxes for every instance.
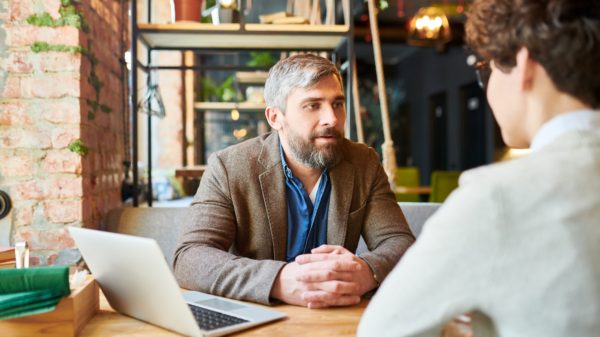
[41,0,62,18]
[9,0,61,21]
[6,52,33,73]
[39,52,82,72]
[0,128,52,149]
[5,24,35,47]
[41,98,81,124]
[9,0,30,21]
[22,73,81,98]
[6,25,79,47]
[0,102,33,125]
[43,149,82,174]
[48,176,83,198]
[3,0,127,257]
[51,128,80,148]
[15,227,75,251]
[44,200,82,223]
[0,153,35,177]
[14,205,34,226]
[14,179,49,200]
[2,75,21,98]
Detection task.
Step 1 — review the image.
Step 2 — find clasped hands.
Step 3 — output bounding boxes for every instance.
[270,245,377,308]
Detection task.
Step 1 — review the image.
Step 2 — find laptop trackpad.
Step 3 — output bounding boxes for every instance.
[195,298,246,312]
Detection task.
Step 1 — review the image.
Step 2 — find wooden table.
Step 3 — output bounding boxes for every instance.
[394,185,432,195]
[80,292,367,337]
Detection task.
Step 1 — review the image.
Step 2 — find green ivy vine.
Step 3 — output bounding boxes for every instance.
[27,0,111,121]
[68,139,89,157]
[30,41,87,54]
[27,0,88,31]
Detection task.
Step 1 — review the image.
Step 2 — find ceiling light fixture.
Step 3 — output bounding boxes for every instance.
[407,6,451,47]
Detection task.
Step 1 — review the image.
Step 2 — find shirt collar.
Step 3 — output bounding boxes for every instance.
[530,109,600,152]
[280,144,294,179]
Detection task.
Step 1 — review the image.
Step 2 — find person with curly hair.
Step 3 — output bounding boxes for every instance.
[358,0,600,336]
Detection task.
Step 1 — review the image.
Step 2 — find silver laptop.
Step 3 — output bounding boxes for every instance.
[69,227,286,337]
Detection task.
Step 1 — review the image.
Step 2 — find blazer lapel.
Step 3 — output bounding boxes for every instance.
[327,158,354,246]
[258,133,287,261]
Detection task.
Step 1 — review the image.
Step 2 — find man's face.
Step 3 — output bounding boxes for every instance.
[279,74,346,169]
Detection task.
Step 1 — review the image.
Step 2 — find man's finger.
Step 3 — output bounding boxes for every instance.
[297,258,362,273]
[295,252,358,265]
[311,244,349,254]
[304,293,361,308]
[296,269,355,282]
[301,281,360,297]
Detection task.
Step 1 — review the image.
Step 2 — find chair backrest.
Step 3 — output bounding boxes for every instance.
[394,166,421,202]
[101,207,187,267]
[428,170,460,203]
[104,202,442,263]
[356,202,441,255]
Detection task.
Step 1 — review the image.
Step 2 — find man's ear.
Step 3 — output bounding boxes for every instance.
[265,106,283,130]
[515,47,535,91]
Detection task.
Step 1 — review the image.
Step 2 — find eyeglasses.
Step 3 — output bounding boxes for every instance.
[474,60,491,90]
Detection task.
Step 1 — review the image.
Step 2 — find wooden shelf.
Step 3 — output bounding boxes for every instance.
[138,23,350,50]
[235,71,268,84]
[175,165,207,179]
[194,101,266,111]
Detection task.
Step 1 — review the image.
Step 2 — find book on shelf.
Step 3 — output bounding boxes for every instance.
[0,260,16,269]
[271,16,309,25]
[259,11,289,24]
[234,71,269,84]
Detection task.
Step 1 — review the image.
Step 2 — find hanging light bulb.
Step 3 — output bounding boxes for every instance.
[408,6,451,46]
[219,0,235,9]
[233,128,248,140]
[230,108,240,121]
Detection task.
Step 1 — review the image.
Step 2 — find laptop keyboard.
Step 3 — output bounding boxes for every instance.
[188,304,249,331]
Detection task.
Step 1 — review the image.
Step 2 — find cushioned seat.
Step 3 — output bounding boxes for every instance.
[355,202,440,255]
[101,207,188,267]
[102,202,441,265]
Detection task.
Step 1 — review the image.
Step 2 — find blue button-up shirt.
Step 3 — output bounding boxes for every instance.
[280,146,331,262]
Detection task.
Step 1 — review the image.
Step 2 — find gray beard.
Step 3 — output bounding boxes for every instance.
[286,129,343,170]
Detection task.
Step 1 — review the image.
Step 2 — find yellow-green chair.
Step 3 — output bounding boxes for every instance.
[428,170,461,203]
[394,167,421,202]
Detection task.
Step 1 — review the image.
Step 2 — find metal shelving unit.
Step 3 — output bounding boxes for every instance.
[130,0,354,206]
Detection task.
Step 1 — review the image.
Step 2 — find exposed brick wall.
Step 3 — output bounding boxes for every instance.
[0,0,127,264]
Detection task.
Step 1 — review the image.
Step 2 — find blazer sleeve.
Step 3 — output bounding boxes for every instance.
[357,149,416,283]
[172,154,286,305]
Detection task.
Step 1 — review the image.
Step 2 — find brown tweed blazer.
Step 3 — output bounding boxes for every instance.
[173,132,415,304]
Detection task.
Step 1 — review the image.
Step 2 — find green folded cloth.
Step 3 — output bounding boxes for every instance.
[0,266,71,320]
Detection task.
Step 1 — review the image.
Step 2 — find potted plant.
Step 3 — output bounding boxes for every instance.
[171,0,203,22]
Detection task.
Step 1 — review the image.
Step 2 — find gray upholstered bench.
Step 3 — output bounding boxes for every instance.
[102,202,441,267]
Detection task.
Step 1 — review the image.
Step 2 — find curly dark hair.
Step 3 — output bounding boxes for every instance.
[465,0,600,108]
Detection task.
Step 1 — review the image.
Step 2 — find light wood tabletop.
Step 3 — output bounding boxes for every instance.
[80,292,368,337]
[394,185,432,195]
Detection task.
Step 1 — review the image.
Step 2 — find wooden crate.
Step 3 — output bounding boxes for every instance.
[0,276,99,337]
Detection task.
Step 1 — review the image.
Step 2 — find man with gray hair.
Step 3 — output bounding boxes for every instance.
[174,54,414,308]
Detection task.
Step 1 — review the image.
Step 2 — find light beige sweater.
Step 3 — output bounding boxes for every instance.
[359,127,600,337]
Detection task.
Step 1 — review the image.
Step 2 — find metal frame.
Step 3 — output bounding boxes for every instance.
[129,0,355,207]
